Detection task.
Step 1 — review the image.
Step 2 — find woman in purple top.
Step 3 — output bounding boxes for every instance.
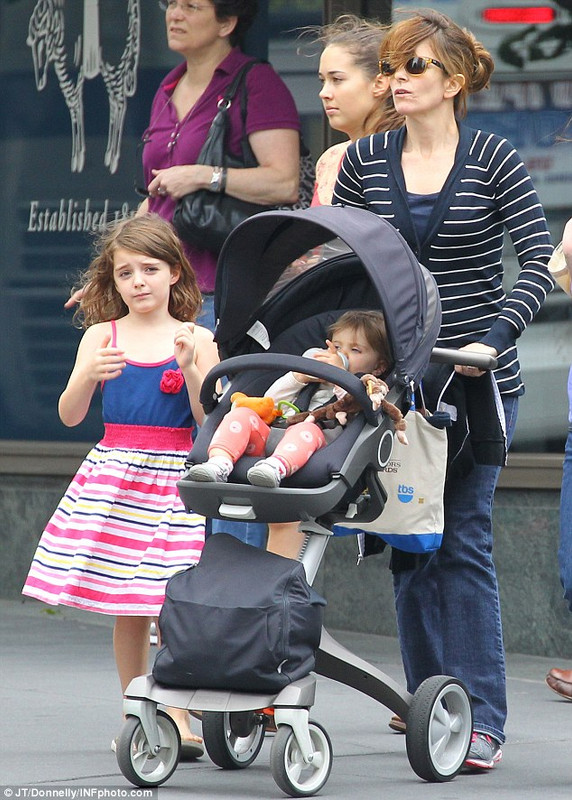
[138,0,302,329]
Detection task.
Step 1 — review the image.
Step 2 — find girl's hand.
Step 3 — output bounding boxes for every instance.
[91,333,126,381]
[180,323,219,426]
[454,342,498,378]
[58,326,124,427]
[64,286,85,309]
[174,322,197,371]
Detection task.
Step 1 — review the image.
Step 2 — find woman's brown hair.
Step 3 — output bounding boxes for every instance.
[300,14,404,136]
[213,0,258,47]
[380,8,495,118]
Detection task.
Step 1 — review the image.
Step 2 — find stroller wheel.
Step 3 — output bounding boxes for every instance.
[270,721,333,797]
[116,709,180,787]
[202,710,266,769]
[406,675,473,782]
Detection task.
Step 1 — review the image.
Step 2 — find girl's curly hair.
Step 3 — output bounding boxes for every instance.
[72,214,202,329]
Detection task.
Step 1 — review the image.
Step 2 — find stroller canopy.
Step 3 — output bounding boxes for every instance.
[213,205,441,390]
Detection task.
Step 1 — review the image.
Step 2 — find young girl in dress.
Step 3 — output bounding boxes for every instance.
[22,213,219,757]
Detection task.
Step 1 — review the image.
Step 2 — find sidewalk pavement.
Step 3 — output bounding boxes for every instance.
[1,597,570,799]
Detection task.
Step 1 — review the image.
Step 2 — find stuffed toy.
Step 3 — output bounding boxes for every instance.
[286,374,408,445]
[230,392,283,425]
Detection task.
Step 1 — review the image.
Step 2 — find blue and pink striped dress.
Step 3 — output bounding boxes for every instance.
[22,321,205,616]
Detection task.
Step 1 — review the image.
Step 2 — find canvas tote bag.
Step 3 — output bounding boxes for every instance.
[335,409,448,553]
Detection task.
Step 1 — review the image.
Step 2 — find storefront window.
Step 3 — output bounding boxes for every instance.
[0,0,569,453]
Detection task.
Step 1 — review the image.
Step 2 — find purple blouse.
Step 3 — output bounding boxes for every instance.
[142,48,301,293]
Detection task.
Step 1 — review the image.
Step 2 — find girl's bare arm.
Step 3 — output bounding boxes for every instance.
[174,323,219,426]
[58,324,125,427]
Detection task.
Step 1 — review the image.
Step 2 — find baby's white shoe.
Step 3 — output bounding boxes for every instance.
[247,458,285,488]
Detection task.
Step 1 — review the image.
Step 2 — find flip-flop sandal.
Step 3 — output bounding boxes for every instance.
[113,730,203,759]
[180,737,204,760]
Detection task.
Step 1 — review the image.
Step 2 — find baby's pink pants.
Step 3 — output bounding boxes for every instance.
[209,407,326,474]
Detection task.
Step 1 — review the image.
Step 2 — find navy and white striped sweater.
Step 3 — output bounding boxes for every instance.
[333,124,554,396]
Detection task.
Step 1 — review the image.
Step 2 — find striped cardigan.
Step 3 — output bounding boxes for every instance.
[333,124,554,395]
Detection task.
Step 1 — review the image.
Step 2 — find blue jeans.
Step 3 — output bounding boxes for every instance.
[560,424,572,612]
[393,395,518,744]
[210,518,268,548]
[197,293,216,333]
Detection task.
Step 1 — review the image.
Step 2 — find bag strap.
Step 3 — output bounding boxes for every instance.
[235,59,311,160]
[415,381,452,429]
[221,58,261,109]
[235,60,264,163]
[194,59,261,167]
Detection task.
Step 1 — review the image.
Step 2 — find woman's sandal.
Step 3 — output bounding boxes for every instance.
[389,714,406,733]
[113,732,204,759]
[180,733,204,760]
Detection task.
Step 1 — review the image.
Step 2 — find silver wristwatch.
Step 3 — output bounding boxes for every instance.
[210,166,224,192]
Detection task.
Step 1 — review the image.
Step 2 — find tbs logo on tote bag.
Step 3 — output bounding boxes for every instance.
[374,411,448,552]
[336,411,448,553]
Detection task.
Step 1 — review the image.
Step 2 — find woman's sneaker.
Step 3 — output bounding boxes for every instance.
[464,732,503,771]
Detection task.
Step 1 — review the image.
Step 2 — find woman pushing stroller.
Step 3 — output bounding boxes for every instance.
[332,8,554,768]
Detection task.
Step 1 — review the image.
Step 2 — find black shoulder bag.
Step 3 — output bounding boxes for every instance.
[153,532,326,692]
[173,61,315,255]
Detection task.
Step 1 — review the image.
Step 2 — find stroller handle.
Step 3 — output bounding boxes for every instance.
[431,347,498,371]
[200,353,380,425]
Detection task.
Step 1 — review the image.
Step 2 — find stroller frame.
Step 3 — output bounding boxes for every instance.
[117,207,495,795]
[118,518,473,794]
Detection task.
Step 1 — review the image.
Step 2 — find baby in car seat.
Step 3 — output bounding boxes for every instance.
[188,310,392,488]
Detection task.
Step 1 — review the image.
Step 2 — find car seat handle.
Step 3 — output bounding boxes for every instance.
[200,353,380,425]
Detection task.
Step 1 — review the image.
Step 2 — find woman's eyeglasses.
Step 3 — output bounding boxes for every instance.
[159,1,210,13]
[379,56,447,77]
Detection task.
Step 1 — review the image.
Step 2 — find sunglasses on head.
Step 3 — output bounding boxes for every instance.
[379,56,447,76]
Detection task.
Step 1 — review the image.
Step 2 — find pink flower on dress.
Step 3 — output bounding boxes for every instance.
[160,368,184,394]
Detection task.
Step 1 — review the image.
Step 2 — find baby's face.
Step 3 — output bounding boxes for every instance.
[331,327,383,375]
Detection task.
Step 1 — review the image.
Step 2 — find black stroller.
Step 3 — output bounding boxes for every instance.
[116,206,493,795]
